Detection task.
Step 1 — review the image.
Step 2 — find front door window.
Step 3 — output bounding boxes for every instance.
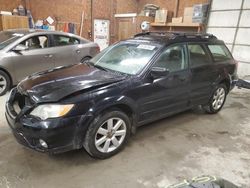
[153,44,187,72]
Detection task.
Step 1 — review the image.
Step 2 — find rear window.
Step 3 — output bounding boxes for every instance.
[207,44,232,62]
[188,44,211,67]
[53,35,80,46]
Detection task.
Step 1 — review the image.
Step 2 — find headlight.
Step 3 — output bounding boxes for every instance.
[30,104,74,120]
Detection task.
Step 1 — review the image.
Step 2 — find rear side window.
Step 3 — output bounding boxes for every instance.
[207,44,232,62]
[53,35,80,46]
[188,44,211,67]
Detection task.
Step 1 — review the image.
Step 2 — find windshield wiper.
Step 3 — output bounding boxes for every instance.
[84,61,127,75]
[84,60,109,72]
[93,64,110,72]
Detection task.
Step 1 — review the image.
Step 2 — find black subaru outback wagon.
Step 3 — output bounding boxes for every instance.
[6,32,238,159]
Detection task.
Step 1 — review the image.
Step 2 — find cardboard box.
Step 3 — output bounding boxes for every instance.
[172,17,183,23]
[184,7,193,16]
[183,7,194,23]
[155,9,168,24]
[183,15,193,23]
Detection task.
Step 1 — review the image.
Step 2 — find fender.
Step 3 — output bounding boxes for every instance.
[91,95,138,117]
[87,95,139,130]
[212,69,232,91]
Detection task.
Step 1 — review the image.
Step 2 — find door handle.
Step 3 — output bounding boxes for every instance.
[76,49,80,54]
[45,54,53,58]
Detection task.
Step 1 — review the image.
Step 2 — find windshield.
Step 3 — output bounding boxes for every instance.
[90,42,159,75]
[0,31,23,50]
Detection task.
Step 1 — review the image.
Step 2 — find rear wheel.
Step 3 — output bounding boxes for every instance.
[0,70,11,96]
[83,110,131,159]
[203,84,227,114]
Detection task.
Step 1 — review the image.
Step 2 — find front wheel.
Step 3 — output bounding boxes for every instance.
[83,110,131,159]
[0,70,11,96]
[203,84,227,114]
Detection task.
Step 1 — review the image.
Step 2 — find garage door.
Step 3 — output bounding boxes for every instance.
[206,0,250,77]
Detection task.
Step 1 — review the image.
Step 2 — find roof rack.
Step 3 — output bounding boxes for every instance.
[134,32,217,40]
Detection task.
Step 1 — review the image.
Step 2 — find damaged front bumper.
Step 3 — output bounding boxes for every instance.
[5,88,92,154]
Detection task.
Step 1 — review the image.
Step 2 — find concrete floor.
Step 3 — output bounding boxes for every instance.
[0,89,249,188]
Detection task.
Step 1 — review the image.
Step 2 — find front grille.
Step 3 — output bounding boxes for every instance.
[11,89,34,116]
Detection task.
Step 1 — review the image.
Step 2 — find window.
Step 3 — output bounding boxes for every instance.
[90,42,159,75]
[153,45,187,72]
[20,36,48,50]
[188,44,211,67]
[0,31,23,50]
[54,35,80,46]
[208,44,232,62]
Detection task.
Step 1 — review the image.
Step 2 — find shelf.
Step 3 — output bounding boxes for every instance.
[150,22,204,32]
[151,22,203,27]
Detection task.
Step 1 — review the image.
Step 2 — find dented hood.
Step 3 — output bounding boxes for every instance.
[17,64,125,103]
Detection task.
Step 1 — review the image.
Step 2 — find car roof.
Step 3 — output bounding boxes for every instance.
[3,29,86,40]
[131,32,224,45]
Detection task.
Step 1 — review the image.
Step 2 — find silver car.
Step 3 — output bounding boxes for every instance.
[0,29,100,96]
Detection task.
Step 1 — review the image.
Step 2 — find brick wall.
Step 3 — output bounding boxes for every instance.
[116,0,138,14]
[137,0,209,17]
[178,0,209,17]
[138,0,176,14]
[28,0,90,38]
[0,0,24,12]
[0,0,209,41]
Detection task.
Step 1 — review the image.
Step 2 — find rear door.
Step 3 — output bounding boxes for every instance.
[137,44,191,123]
[10,34,55,82]
[50,34,80,67]
[188,43,219,105]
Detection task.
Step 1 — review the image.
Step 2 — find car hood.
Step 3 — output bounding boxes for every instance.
[17,64,126,103]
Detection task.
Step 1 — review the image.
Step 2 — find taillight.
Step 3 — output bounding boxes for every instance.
[233,60,239,75]
[234,60,239,69]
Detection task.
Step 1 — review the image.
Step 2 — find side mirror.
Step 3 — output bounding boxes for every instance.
[150,67,170,78]
[12,44,28,52]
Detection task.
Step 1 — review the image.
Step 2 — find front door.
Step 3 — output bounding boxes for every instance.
[137,44,191,123]
[11,35,55,82]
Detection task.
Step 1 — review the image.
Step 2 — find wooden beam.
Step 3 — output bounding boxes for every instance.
[174,0,179,17]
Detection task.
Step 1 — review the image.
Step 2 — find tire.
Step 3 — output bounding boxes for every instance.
[83,110,131,159]
[203,84,227,114]
[0,70,11,96]
[80,56,91,64]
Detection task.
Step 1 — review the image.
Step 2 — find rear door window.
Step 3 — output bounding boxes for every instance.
[53,35,80,46]
[207,44,232,62]
[188,44,211,68]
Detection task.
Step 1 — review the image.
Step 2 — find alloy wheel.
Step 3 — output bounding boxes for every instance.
[0,75,7,93]
[212,87,226,110]
[95,118,127,153]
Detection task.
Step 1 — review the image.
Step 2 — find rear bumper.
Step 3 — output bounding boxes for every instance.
[5,102,92,154]
[235,79,250,89]
[230,74,238,91]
